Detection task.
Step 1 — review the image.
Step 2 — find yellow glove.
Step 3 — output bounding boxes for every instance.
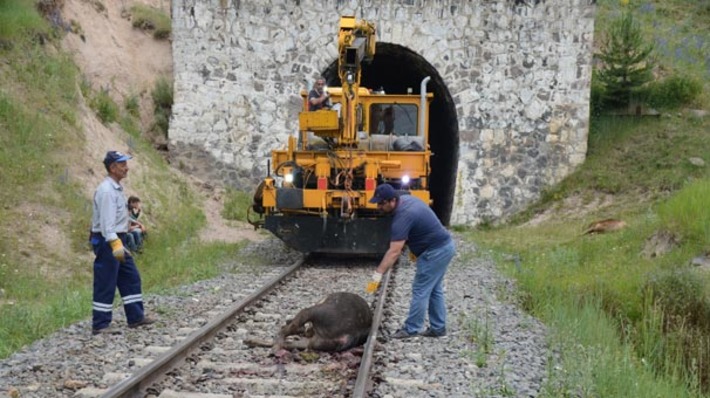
[366,272,382,294]
[109,239,126,263]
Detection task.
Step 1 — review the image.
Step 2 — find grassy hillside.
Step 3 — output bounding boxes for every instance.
[466,0,710,395]
[0,0,246,357]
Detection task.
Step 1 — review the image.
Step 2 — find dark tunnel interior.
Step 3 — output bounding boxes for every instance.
[322,43,459,225]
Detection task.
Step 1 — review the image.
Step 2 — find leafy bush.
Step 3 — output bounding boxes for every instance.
[124,93,140,117]
[643,75,703,109]
[151,76,173,137]
[90,88,118,124]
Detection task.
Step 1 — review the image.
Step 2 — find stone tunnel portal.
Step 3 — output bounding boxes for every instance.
[323,43,459,225]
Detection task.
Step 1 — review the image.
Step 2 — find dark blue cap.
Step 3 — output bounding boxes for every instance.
[369,183,397,203]
[103,151,132,168]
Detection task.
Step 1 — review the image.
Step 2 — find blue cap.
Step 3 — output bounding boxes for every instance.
[369,183,397,203]
[103,151,132,168]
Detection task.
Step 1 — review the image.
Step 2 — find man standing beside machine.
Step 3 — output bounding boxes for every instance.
[366,184,456,339]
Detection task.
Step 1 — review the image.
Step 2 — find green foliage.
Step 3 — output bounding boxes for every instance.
[467,171,710,393]
[124,93,140,117]
[539,297,700,398]
[596,11,654,109]
[646,270,710,330]
[589,70,607,117]
[151,76,173,137]
[643,269,710,390]
[657,179,710,249]
[0,0,50,43]
[90,88,119,124]
[222,189,254,222]
[129,4,171,39]
[644,75,703,109]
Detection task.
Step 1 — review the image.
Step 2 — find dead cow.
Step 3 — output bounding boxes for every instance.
[245,292,372,352]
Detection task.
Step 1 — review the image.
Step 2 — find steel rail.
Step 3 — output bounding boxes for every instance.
[100,257,306,398]
[351,267,393,397]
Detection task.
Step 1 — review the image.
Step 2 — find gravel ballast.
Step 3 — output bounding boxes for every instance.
[0,236,550,397]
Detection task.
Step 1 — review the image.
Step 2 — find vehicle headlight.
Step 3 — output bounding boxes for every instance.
[402,175,410,185]
[284,173,294,184]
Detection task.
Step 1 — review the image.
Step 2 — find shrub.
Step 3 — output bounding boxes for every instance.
[124,94,140,117]
[644,75,703,109]
[596,10,654,109]
[645,269,710,331]
[90,88,118,124]
[129,4,171,40]
[222,189,253,222]
[151,77,173,137]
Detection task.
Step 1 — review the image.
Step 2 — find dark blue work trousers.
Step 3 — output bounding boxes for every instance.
[91,233,144,330]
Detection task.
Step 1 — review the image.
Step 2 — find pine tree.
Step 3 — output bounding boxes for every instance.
[596,11,654,109]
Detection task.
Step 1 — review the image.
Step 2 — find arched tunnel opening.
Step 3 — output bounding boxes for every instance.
[323,43,459,225]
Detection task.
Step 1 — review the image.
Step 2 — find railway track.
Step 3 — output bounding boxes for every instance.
[97,255,394,398]
[2,238,552,398]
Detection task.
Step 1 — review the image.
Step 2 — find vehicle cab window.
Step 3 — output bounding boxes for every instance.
[369,104,418,137]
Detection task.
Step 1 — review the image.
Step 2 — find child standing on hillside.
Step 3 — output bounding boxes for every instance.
[126,196,147,253]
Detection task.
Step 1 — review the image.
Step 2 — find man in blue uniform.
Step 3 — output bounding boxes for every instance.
[365,184,455,338]
[90,151,155,335]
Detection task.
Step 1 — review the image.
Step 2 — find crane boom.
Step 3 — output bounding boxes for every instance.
[337,16,376,144]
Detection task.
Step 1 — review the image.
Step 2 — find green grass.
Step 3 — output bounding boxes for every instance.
[468,173,710,395]
[0,5,250,358]
[90,88,119,124]
[514,113,710,223]
[129,4,171,39]
[222,188,254,222]
[540,297,700,397]
[151,76,173,137]
[466,3,710,394]
[0,0,51,43]
[658,179,710,247]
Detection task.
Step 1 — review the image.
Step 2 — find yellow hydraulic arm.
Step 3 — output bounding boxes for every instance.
[337,16,376,145]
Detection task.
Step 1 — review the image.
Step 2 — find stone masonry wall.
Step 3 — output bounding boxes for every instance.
[170,0,596,225]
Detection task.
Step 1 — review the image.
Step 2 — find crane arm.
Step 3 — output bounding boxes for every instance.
[337,16,376,144]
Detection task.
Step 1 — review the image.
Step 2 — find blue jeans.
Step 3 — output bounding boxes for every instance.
[126,230,143,252]
[403,239,455,334]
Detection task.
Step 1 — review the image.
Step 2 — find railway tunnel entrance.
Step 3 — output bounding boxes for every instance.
[322,43,459,225]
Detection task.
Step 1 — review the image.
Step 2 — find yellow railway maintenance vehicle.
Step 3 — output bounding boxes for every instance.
[251,16,434,254]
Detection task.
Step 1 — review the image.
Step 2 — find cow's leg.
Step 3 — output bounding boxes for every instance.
[280,338,310,350]
[275,308,314,349]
